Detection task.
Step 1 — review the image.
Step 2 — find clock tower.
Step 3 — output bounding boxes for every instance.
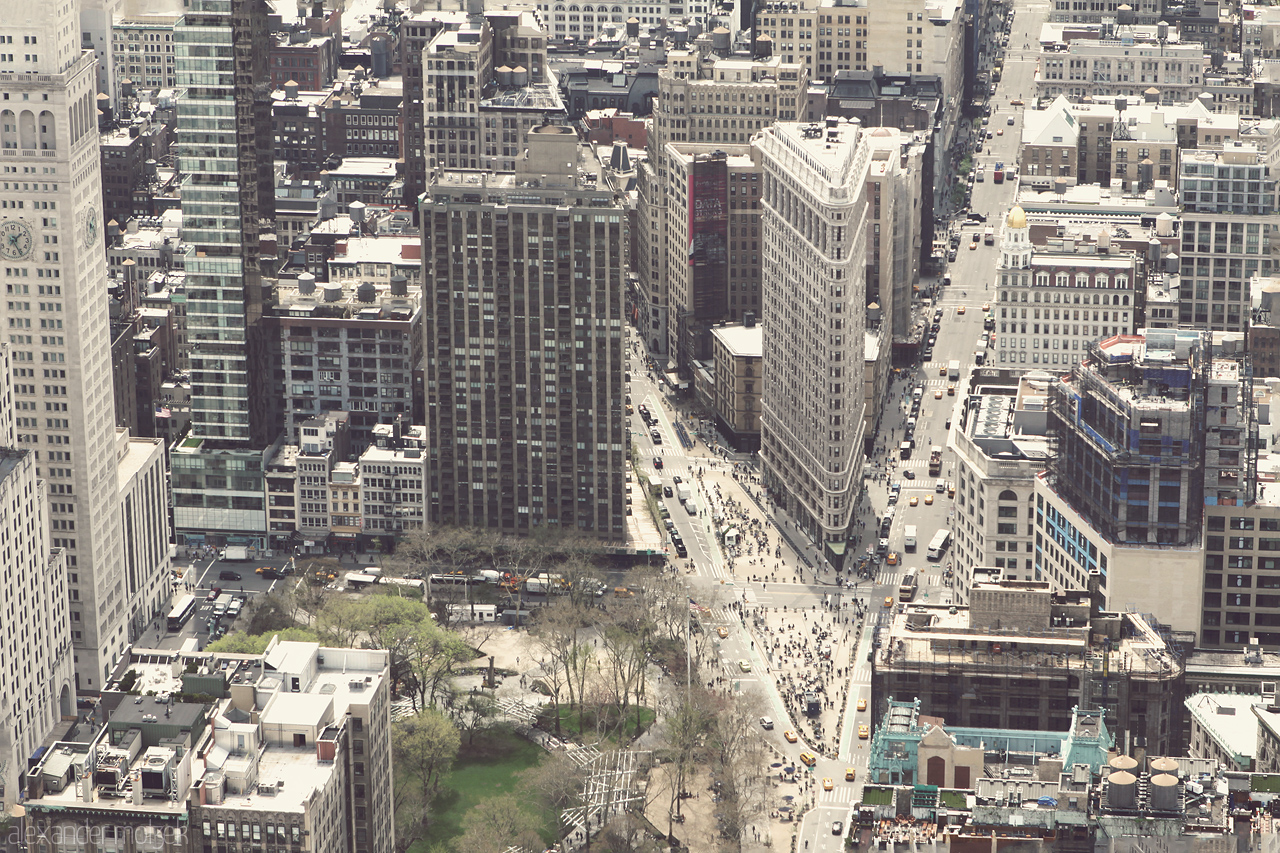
[0,0,137,702]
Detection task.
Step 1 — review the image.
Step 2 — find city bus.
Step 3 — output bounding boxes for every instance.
[898,569,919,602]
[926,529,952,562]
[166,594,197,632]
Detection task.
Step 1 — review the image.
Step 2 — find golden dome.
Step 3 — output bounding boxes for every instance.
[1006,205,1027,229]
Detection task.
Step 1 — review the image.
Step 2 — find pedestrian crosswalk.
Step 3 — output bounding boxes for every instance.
[848,661,873,684]
[817,785,856,804]
[874,570,944,587]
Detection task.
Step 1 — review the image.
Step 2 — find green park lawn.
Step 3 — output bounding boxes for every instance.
[407,727,554,853]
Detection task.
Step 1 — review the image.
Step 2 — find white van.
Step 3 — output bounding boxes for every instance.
[935,478,947,493]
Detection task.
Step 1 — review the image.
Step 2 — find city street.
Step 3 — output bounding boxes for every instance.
[619,3,1050,850]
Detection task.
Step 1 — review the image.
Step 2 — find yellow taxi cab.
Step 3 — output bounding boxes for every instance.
[717,626,729,639]
[883,596,894,608]
[887,552,898,566]
[982,302,991,311]
[909,496,919,507]
[784,730,799,743]
[738,660,752,673]
[957,305,966,314]
[948,483,956,498]
[846,768,857,781]
[934,388,943,399]
[925,494,934,505]
[938,364,947,376]
[858,725,870,739]
[857,698,867,711]
[800,752,817,767]
[947,384,956,396]
[823,778,834,791]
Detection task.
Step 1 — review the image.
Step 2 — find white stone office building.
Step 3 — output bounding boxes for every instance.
[1178,139,1280,332]
[949,372,1054,602]
[637,51,807,359]
[994,206,1140,371]
[0,0,148,691]
[755,118,869,542]
[0,344,76,813]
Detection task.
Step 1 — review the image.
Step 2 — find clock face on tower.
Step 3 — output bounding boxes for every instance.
[83,206,99,248]
[0,220,33,261]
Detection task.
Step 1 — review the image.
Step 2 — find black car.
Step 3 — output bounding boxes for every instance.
[833,821,844,836]
[674,542,688,558]
[967,211,988,223]
[664,485,674,498]
[218,570,242,581]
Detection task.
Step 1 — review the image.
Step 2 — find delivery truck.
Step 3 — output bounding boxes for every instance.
[904,525,918,552]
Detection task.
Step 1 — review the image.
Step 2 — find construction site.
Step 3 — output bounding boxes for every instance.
[871,579,1186,756]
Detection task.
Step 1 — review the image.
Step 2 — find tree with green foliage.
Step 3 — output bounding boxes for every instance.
[452,793,543,853]
[393,708,460,840]
[401,617,475,711]
[204,627,321,655]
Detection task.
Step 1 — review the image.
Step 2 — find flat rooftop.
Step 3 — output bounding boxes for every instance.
[1185,692,1260,764]
[711,323,762,358]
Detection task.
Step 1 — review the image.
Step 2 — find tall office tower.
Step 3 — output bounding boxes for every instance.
[420,125,629,538]
[1048,330,1215,548]
[0,0,138,690]
[1179,139,1280,332]
[1031,329,1249,634]
[638,48,807,365]
[170,0,281,550]
[0,344,76,810]
[755,118,869,544]
[660,145,765,374]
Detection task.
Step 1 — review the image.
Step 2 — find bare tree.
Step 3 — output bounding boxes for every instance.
[444,686,498,746]
[708,690,770,852]
[528,599,596,736]
[520,750,588,853]
[652,687,715,837]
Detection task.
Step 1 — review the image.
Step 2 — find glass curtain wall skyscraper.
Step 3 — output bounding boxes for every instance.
[171,0,280,547]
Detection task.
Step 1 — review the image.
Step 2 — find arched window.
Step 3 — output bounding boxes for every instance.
[18,110,35,149]
[0,110,15,149]
[38,110,55,150]
[998,489,1017,501]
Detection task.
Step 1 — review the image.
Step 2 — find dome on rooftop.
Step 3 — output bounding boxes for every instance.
[1006,205,1027,229]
